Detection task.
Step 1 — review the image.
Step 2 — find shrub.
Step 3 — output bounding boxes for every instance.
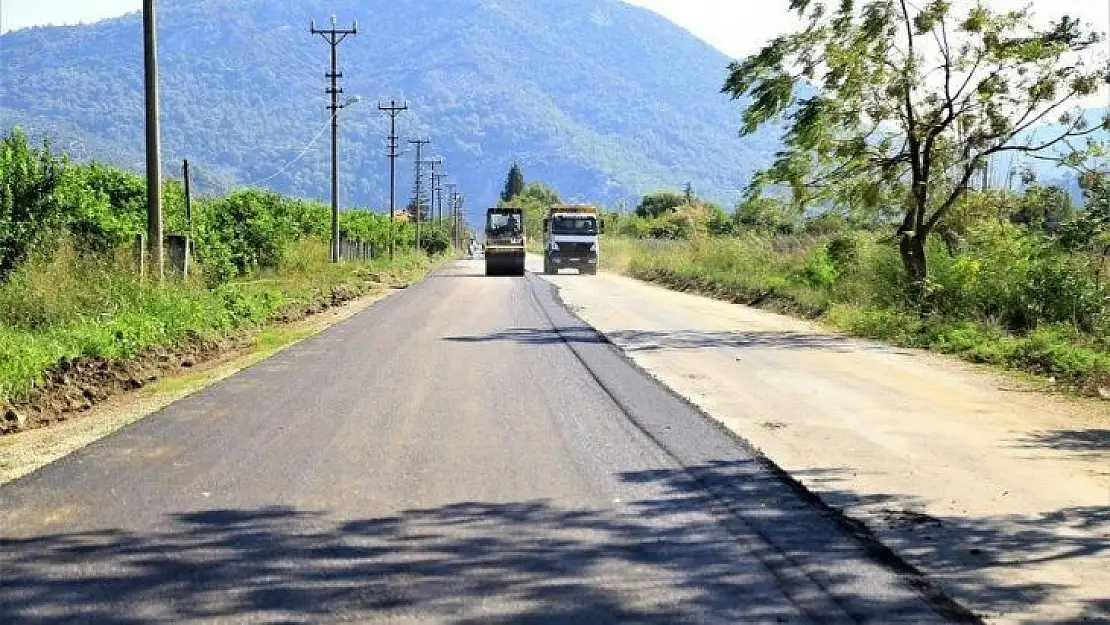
[0,129,64,282]
[636,191,686,218]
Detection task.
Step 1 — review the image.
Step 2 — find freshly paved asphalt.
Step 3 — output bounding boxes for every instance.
[0,260,969,623]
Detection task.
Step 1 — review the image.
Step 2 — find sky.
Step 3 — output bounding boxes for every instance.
[2,0,1107,58]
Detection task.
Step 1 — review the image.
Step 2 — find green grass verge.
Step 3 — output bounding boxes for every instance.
[0,240,435,407]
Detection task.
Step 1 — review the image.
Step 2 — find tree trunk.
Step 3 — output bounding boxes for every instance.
[899,232,928,286]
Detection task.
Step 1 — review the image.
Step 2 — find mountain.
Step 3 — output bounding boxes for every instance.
[0,0,782,224]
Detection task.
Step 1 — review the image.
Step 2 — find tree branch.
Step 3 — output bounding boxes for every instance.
[924,164,980,232]
[987,122,1103,155]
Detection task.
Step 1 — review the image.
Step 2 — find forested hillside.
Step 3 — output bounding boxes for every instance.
[0,0,784,221]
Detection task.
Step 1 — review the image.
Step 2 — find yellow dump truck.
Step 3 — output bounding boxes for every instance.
[484,207,526,276]
[543,204,601,275]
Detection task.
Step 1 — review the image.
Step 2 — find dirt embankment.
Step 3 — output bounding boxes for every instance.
[1,283,371,436]
[631,267,827,319]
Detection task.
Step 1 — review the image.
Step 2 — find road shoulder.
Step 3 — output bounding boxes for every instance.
[543,267,1110,624]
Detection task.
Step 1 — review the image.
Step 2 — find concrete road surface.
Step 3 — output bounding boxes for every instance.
[0,260,970,623]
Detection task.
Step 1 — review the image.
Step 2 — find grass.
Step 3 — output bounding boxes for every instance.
[606,235,1110,394]
[0,239,435,407]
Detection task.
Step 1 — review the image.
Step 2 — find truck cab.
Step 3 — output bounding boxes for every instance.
[544,204,600,275]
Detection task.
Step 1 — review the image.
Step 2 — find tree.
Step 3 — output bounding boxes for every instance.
[724,0,1108,286]
[60,162,146,253]
[1059,172,1110,253]
[733,196,796,233]
[501,162,525,202]
[635,191,686,218]
[706,201,733,235]
[0,129,64,282]
[503,181,561,241]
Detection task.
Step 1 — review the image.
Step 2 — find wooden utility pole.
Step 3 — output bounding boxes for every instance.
[143,0,163,280]
[426,157,443,229]
[379,100,408,262]
[455,193,464,252]
[435,171,445,222]
[311,16,358,263]
[183,159,192,233]
[446,182,458,248]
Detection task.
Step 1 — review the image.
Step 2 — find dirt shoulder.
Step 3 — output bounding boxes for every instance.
[0,285,408,486]
[543,263,1110,624]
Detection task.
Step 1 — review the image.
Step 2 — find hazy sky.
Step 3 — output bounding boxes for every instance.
[2,0,1107,59]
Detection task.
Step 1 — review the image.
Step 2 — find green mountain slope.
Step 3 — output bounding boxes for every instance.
[0,0,782,223]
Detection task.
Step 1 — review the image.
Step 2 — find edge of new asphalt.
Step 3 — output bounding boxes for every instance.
[523,270,982,624]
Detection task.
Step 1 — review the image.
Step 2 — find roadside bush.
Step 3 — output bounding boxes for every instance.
[635,191,686,218]
[420,227,452,255]
[0,129,64,283]
[804,212,850,236]
[826,235,862,270]
[795,247,838,289]
[922,221,1106,332]
[61,162,145,253]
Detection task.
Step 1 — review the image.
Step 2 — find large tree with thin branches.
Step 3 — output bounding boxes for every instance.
[724,0,1108,284]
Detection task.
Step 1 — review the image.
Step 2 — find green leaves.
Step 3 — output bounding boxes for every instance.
[0,129,64,283]
[913,0,951,35]
[635,192,686,218]
[960,6,988,33]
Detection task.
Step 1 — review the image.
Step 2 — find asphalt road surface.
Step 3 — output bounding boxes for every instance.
[0,260,971,624]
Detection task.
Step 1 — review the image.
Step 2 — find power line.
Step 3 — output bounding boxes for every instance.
[240,110,336,188]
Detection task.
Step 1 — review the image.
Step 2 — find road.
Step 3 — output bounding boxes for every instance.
[0,260,966,623]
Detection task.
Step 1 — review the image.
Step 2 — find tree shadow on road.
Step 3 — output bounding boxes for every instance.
[729,462,1110,624]
[1,462,970,624]
[1017,429,1110,452]
[3,460,1104,623]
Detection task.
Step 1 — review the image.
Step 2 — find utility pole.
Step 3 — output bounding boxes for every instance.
[408,139,430,251]
[380,100,408,262]
[426,157,443,223]
[435,172,445,223]
[426,168,435,222]
[430,169,439,220]
[446,182,458,248]
[183,159,192,236]
[455,193,465,252]
[311,15,358,263]
[143,0,163,281]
